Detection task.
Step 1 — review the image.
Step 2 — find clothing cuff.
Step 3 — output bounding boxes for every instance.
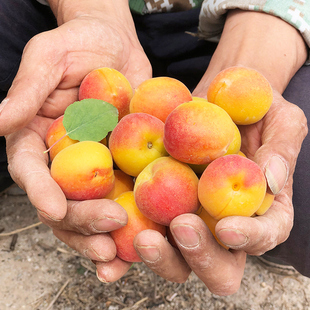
[198,0,310,64]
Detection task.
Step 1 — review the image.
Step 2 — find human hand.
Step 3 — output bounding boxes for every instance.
[131,8,308,291]
[0,5,151,135]
[132,91,307,295]
[3,2,152,281]
[217,91,307,255]
[130,9,308,293]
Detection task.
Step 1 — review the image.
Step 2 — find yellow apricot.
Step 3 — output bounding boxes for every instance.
[207,66,273,125]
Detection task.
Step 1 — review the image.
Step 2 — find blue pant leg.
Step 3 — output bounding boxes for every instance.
[0,0,56,183]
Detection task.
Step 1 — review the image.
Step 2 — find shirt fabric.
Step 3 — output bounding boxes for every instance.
[130,0,204,14]
[36,0,310,59]
[198,0,310,50]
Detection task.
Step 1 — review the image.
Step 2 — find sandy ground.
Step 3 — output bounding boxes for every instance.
[1,188,310,310]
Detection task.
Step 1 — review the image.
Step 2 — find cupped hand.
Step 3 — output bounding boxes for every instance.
[0,14,151,135]
[134,215,247,296]
[3,13,152,281]
[133,91,308,295]
[215,91,307,254]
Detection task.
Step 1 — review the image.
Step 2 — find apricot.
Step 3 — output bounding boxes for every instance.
[255,192,274,215]
[188,163,209,176]
[51,141,114,200]
[129,76,192,123]
[110,191,166,262]
[196,206,228,249]
[164,100,235,165]
[109,112,168,177]
[134,156,200,226]
[207,66,273,125]
[45,115,107,162]
[225,123,241,155]
[198,154,266,220]
[79,67,133,120]
[191,96,209,102]
[45,115,79,162]
[104,169,134,200]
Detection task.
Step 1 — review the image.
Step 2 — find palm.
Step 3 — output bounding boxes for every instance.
[13,16,151,122]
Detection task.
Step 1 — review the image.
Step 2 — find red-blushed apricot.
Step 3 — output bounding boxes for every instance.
[110,191,166,262]
[109,113,168,177]
[45,115,79,162]
[79,67,133,120]
[129,76,192,123]
[198,154,267,220]
[45,115,107,162]
[164,100,235,165]
[207,66,273,125]
[50,141,114,200]
[134,156,200,226]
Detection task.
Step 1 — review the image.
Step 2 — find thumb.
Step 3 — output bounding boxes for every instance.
[251,94,307,194]
[263,155,288,195]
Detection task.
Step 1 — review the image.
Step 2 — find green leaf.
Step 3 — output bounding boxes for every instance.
[63,99,119,142]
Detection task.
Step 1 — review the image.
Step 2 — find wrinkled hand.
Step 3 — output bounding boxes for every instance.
[0,15,151,134]
[3,15,152,281]
[133,91,307,295]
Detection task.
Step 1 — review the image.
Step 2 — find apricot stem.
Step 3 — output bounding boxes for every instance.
[44,133,68,154]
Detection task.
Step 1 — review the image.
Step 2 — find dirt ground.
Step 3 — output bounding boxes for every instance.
[1,188,310,310]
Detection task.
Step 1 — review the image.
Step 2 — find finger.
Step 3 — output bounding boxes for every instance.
[96,257,133,283]
[215,183,294,255]
[37,87,79,119]
[123,50,152,89]
[241,94,308,194]
[0,31,67,135]
[133,229,192,283]
[6,119,68,221]
[53,228,117,262]
[38,199,128,235]
[170,214,247,296]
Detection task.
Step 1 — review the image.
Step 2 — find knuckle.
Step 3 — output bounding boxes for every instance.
[290,103,308,137]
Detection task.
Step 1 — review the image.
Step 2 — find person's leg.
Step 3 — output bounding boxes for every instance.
[262,64,310,277]
[0,0,57,192]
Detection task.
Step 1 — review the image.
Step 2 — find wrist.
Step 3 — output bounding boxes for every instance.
[197,10,307,94]
[47,0,131,25]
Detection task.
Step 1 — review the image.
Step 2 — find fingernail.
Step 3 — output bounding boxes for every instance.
[135,245,160,262]
[0,98,8,114]
[171,224,200,248]
[217,229,248,247]
[37,209,61,222]
[91,217,125,233]
[265,156,288,194]
[83,248,109,262]
[96,270,108,283]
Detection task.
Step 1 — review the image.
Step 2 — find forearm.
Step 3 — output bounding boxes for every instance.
[47,0,132,25]
[196,10,308,94]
